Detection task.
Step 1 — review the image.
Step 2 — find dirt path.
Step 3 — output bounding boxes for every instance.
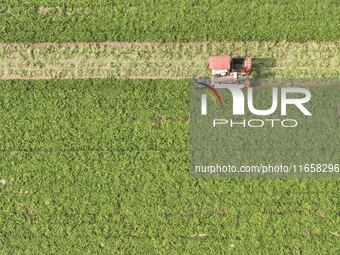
[0,41,339,80]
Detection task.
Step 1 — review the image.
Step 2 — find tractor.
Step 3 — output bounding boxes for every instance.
[196,55,252,88]
[208,55,252,78]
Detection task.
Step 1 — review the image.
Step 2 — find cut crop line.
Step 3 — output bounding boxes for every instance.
[1,41,340,80]
[2,67,339,71]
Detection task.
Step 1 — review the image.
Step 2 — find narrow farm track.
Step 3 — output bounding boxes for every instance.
[0,41,339,80]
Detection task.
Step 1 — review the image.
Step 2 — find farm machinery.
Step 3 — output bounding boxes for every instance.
[196,55,253,88]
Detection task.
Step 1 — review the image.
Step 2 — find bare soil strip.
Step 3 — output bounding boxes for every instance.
[0,41,339,80]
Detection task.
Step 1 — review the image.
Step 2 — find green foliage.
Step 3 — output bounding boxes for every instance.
[0,0,340,42]
[0,79,339,254]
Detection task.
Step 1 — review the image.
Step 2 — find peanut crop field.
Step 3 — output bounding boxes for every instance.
[0,1,339,254]
[1,0,339,42]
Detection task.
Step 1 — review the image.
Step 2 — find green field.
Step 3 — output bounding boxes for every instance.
[1,1,340,42]
[0,79,339,253]
[0,0,339,254]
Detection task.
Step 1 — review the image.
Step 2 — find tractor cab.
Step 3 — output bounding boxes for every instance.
[208,55,252,79]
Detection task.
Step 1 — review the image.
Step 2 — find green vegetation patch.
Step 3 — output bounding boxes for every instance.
[1,0,340,42]
[0,78,339,253]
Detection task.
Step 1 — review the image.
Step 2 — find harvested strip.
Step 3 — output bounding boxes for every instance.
[0,41,339,80]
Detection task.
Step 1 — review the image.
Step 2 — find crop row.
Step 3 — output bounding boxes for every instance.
[0,1,339,42]
[1,41,340,80]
